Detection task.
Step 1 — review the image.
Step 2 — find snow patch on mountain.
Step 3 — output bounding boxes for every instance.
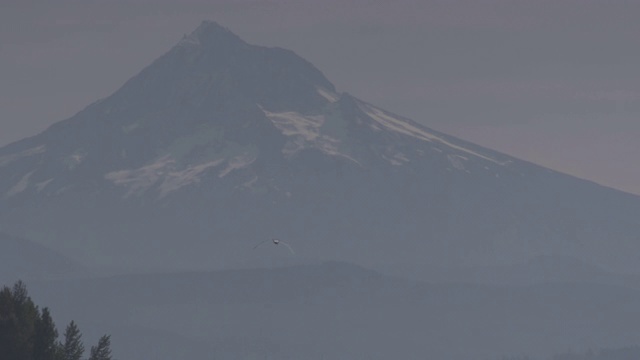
[360,103,507,165]
[264,108,362,165]
[35,178,54,193]
[391,152,411,166]
[159,159,225,197]
[218,153,257,178]
[0,145,45,167]
[317,87,339,103]
[65,150,87,170]
[383,155,403,166]
[122,122,141,134]
[105,156,175,197]
[105,156,235,197]
[447,154,466,170]
[362,104,434,142]
[264,110,324,140]
[394,152,410,163]
[105,137,261,196]
[6,171,34,197]
[263,108,350,159]
[239,175,259,189]
[105,152,257,198]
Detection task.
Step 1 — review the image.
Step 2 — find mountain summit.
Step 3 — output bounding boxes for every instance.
[155,19,336,113]
[181,20,245,47]
[1,22,639,274]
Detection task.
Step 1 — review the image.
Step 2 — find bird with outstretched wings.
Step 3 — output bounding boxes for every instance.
[253,238,295,255]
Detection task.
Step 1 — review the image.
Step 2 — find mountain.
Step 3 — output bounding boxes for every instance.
[1,20,640,274]
[0,232,85,285]
[27,262,640,360]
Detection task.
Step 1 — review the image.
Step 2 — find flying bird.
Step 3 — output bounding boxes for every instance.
[253,238,295,255]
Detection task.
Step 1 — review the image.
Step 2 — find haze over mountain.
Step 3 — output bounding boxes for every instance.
[0,232,85,285]
[28,262,640,360]
[1,21,640,276]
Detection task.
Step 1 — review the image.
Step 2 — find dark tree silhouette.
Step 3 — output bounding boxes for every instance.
[0,286,20,360]
[89,335,112,360]
[34,307,59,360]
[61,320,85,360]
[1,280,39,360]
[0,281,112,360]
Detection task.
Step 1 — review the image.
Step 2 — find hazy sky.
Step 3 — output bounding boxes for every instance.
[2,0,640,194]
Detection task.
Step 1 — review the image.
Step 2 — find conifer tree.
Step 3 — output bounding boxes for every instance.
[61,321,84,360]
[1,281,111,360]
[11,280,39,360]
[33,307,59,360]
[0,286,20,360]
[89,335,112,360]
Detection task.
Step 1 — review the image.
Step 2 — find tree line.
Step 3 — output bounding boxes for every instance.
[0,280,112,360]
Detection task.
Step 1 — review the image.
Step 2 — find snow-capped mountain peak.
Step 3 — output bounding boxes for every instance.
[1,21,640,276]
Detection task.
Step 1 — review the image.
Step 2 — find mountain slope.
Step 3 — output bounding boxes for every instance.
[1,21,639,274]
[0,232,85,284]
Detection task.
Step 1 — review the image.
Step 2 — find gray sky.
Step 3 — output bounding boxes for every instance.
[2,0,640,194]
